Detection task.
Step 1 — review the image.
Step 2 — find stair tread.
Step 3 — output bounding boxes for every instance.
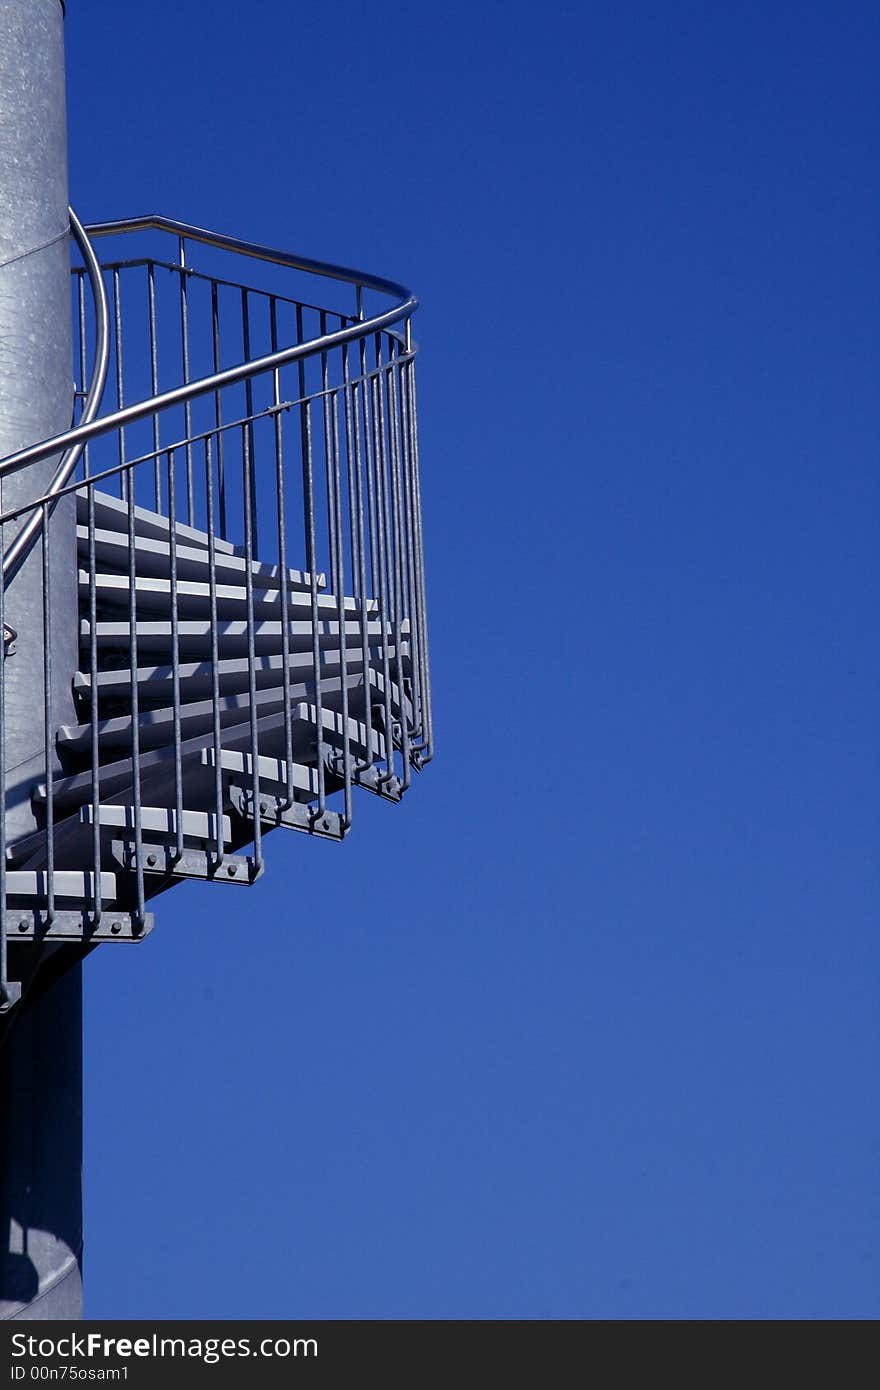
[77,525,325,592]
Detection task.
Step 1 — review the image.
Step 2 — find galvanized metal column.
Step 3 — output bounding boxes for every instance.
[0,0,83,1321]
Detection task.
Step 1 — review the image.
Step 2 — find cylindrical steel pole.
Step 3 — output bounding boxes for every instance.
[0,0,83,1322]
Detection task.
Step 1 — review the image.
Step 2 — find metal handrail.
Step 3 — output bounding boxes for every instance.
[0,215,418,497]
[0,207,110,581]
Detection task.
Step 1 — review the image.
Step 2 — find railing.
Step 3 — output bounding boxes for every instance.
[0,212,432,1003]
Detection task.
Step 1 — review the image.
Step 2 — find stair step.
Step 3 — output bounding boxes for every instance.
[38,710,329,812]
[74,642,408,708]
[80,616,402,657]
[79,803,232,846]
[58,668,413,756]
[77,489,243,557]
[77,526,324,592]
[80,571,375,621]
[2,870,118,901]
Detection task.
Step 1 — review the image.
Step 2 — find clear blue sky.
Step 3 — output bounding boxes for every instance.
[68,1,878,1319]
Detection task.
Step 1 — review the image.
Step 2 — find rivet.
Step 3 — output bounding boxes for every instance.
[146,853,157,867]
[227,864,237,876]
[110,921,122,935]
[17,919,28,933]
[259,802,267,815]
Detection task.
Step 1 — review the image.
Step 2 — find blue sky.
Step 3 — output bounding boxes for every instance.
[68,1,878,1318]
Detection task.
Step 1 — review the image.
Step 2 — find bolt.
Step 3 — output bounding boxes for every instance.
[110,921,122,935]
[146,853,158,867]
[227,864,237,876]
[259,801,268,815]
[17,919,28,933]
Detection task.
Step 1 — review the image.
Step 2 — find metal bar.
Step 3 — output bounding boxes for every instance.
[407,359,433,761]
[41,504,54,923]
[242,289,258,552]
[241,418,263,872]
[85,215,416,302]
[179,237,195,525]
[113,267,126,501]
[204,435,225,867]
[387,344,411,790]
[330,382,352,826]
[87,484,102,925]
[76,269,89,475]
[399,346,424,746]
[127,447,146,927]
[372,336,395,785]
[148,262,162,511]
[270,298,295,809]
[166,448,185,864]
[211,280,228,539]
[297,305,325,814]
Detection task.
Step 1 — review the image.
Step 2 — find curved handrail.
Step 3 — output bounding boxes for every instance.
[0,215,418,497]
[1,207,110,581]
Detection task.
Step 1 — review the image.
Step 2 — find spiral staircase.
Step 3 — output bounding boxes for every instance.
[0,210,432,1008]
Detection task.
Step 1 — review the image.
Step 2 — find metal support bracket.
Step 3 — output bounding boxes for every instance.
[3,909,153,943]
[108,838,262,885]
[228,782,345,840]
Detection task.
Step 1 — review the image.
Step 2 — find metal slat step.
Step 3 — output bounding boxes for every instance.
[80,617,404,658]
[76,526,324,592]
[79,803,233,846]
[75,641,409,708]
[3,870,119,901]
[77,489,242,556]
[59,668,414,756]
[108,841,261,885]
[4,909,153,943]
[80,572,376,622]
[37,710,329,812]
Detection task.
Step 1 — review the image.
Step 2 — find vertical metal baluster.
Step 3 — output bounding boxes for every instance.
[41,504,54,925]
[330,379,352,827]
[297,306,325,816]
[88,485,102,926]
[242,289,258,554]
[343,338,371,773]
[76,270,89,476]
[241,419,263,872]
[178,237,194,525]
[387,344,411,791]
[148,263,162,512]
[359,334,378,748]
[408,358,433,762]
[127,457,145,927]
[320,313,338,598]
[113,268,126,502]
[372,336,395,787]
[399,341,423,747]
[360,335,379,599]
[205,436,225,868]
[166,448,184,865]
[0,521,8,997]
[211,281,228,539]
[404,337,428,754]
[270,299,294,810]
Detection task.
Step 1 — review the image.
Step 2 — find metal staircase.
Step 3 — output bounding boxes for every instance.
[0,211,432,1005]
